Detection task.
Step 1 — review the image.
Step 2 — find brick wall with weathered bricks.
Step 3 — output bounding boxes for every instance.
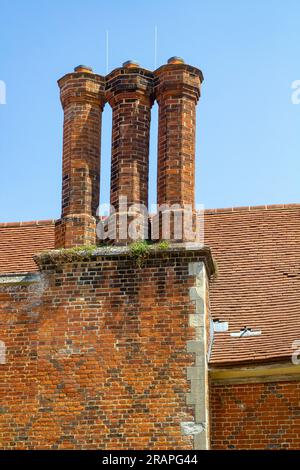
[1,252,300,449]
[0,249,210,449]
[210,381,300,449]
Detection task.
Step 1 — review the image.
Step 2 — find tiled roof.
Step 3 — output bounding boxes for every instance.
[0,205,300,365]
[0,220,55,274]
[205,204,300,365]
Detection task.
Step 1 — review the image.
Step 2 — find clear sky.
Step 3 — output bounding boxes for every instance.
[0,0,300,222]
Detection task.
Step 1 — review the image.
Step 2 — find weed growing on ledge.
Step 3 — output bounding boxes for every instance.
[38,245,98,264]
[128,240,171,267]
[156,240,170,250]
[37,240,172,268]
[129,240,151,267]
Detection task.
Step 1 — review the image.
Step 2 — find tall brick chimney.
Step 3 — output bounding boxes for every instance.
[106,61,154,243]
[154,57,203,242]
[55,65,105,248]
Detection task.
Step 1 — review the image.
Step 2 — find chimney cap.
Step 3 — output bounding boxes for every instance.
[122,60,140,68]
[168,56,185,64]
[74,65,93,73]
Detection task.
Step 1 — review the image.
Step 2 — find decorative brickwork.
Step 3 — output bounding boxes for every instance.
[2,56,299,451]
[0,247,213,449]
[56,67,105,248]
[106,65,154,243]
[210,381,300,449]
[0,283,41,448]
[154,61,203,241]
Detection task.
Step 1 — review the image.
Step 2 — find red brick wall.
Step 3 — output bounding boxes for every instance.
[0,285,39,449]
[210,381,300,449]
[0,250,208,449]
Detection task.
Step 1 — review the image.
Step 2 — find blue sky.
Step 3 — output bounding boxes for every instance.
[0,0,300,222]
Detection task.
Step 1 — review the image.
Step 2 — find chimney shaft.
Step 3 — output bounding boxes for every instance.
[154,61,203,241]
[55,67,105,248]
[55,59,203,246]
[106,64,154,243]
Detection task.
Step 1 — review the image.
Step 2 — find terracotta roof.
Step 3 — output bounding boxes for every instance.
[205,204,300,365]
[0,205,300,365]
[0,220,55,274]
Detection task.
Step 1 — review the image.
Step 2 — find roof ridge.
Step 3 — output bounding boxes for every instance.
[1,204,300,224]
[0,219,56,228]
[205,203,300,214]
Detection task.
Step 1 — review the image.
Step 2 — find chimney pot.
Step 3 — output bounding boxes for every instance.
[74,65,93,73]
[167,56,185,64]
[122,60,140,68]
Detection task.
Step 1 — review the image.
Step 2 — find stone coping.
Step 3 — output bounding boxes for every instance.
[0,272,40,285]
[34,243,216,278]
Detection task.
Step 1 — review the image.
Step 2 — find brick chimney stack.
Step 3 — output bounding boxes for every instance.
[55,66,105,248]
[154,57,203,242]
[106,61,154,243]
[55,58,202,246]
